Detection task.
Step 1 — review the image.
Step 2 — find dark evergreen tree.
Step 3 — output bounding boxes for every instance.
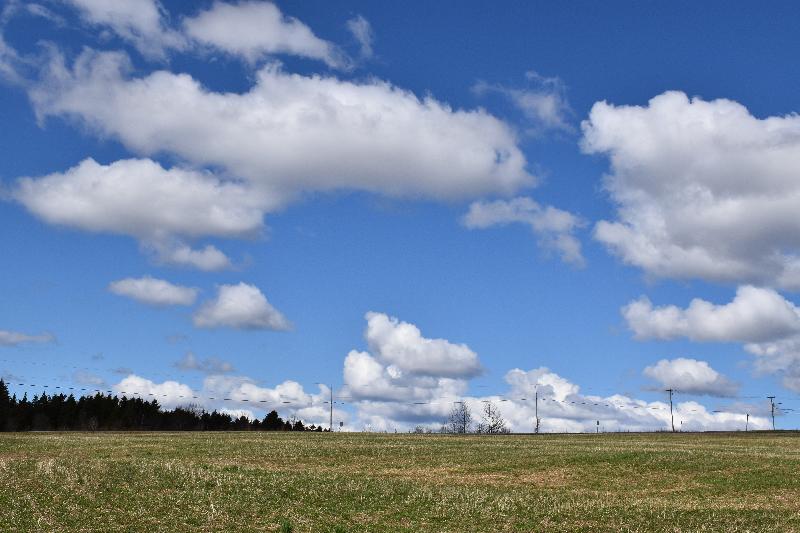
[0,383,319,433]
[234,415,250,431]
[0,379,10,431]
[263,410,284,430]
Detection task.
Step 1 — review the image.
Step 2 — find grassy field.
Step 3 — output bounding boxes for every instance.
[0,432,799,532]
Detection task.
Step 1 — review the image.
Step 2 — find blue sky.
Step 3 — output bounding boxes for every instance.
[2,0,800,431]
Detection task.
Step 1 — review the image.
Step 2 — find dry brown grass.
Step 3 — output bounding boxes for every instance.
[0,431,798,532]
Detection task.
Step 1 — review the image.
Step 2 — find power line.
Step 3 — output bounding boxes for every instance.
[3,362,783,411]
[0,379,707,413]
[0,385,702,413]
[1,377,787,431]
[0,380,349,408]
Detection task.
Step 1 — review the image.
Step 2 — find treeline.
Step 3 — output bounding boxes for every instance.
[0,379,326,432]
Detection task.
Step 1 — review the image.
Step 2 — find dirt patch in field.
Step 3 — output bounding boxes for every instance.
[379,466,574,488]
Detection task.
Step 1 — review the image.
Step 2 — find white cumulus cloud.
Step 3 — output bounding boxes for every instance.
[114,374,196,410]
[643,358,739,397]
[582,91,800,290]
[14,157,265,269]
[147,242,233,272]
[341,313,479,420]
[184,1,348,68]
[14,157,263,239]
[193,283,291,331]
[343,349,468,403]
[364,312,482,379]
[623,286,800,343]
[30,49,532,205]
[108,276,198,306]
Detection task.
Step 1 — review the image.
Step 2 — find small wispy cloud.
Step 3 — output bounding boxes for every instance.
[0,329,55,347]
[174,352,235,375]
[73,370,106,387]
[473,70,574,134]
[346,15,374,59]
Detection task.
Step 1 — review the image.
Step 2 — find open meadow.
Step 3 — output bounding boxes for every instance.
[0,431,799,532]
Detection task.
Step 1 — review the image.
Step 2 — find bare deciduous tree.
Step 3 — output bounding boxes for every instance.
[446,401,472,433]
[477,400,508,434]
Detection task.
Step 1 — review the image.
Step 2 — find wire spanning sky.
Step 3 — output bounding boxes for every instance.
[2,1,800,431]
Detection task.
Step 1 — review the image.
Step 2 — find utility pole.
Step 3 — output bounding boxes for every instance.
[666,389,675,432]
[768,396,776,431]
[315,382,334,432]
[745,413,749,432]
[534,390,540,434]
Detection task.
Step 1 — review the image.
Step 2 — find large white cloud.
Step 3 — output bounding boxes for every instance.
[363,312,482,379]
[463,197,585,266]
[623,286,800,343]
[643,358,739,397]
[183,1,347,68]
[108,276,198,306]
[341,313,479,423]
[343,349,468,403]
[193,283,291,331]
[15,157,265,269]
[29,49,532,204]
[64,0,186,59]
[582,91,800,290]
[0,329,54,346]
[14,157,263,238]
